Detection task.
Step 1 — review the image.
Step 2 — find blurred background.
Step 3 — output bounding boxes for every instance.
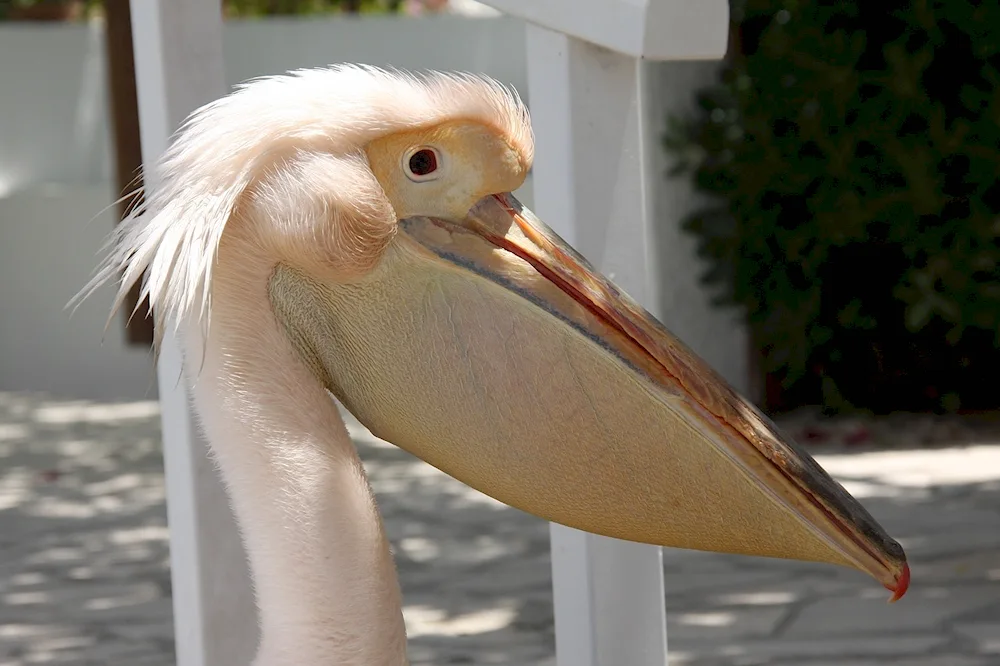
[1,1,998,665]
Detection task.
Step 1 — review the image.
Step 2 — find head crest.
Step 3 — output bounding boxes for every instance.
[73,64,533,346]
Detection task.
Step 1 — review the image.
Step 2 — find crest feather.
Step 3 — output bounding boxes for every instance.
[73,64,533,345]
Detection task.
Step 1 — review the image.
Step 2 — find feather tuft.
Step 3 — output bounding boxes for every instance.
[72,64,533,346]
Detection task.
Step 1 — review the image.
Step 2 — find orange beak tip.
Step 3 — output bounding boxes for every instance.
[886,562,910,603]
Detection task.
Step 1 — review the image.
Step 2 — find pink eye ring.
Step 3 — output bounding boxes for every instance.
[404,147,441,181]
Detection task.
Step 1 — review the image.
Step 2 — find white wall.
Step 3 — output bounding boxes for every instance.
[645,60,748,393]
[0,22,113,192]
[0,16,742,399]
[0,185,158,399]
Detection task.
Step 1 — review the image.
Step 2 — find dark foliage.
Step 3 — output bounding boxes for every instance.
[666,0,1000,413]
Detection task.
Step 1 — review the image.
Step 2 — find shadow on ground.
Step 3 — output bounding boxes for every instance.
[1,391,998,665]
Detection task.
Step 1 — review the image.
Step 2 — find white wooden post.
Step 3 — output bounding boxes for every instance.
[129,2,259,665]
[481,2,729,664]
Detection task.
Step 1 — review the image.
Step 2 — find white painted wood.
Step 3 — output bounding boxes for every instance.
[482,0,728,59]
[525,24,669,666]
[129,2,258,665]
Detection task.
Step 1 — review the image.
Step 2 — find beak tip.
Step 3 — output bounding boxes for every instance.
[886,562,911,603]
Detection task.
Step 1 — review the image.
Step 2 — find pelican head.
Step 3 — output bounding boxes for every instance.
[84,64,906,663]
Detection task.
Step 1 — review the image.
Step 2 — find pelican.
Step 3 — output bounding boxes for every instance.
[81,65,908,665]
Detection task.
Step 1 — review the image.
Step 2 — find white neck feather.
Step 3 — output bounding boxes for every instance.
[183,233,408,666]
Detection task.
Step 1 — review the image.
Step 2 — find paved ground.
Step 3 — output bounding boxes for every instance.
[1,390,999,665]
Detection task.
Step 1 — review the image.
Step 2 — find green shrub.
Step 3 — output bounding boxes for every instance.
[0,0,403,20]
[666,0,1000,414]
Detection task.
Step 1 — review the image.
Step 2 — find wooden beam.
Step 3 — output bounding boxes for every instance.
[104,0,154,346]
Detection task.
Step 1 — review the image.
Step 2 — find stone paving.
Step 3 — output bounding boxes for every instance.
[1,390,999,665]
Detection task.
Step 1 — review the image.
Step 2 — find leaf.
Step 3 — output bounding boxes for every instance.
[906,299,933,331]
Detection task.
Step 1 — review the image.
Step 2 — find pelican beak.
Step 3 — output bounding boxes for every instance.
[268,192,909,601]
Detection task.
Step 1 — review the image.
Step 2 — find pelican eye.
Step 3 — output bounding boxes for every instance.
[405,147,440,181]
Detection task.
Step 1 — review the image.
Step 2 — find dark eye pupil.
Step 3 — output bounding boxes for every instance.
[409,149,437,176]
